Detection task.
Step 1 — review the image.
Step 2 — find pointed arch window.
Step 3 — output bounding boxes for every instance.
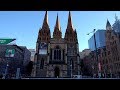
[70,59,74,69]
[54,45,61,60]
[54,50,57,60]
[47,38,48,41]
[40,58,44,69]
[63,49,65,61]
[50,49,52,60]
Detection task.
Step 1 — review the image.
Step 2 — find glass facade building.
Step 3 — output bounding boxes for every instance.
[88,29,106,51]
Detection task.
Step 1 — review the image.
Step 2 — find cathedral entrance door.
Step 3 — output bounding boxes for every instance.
[54,67,60,78]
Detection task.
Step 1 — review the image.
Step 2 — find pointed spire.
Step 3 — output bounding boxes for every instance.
[67,11,73,29]
[106,19,112,30]
[55,13,60,31]
[44,11,48,24]
[53,13,62,39]
[42,11,49,29]
[106,19,111,27]
[115,13,118,21]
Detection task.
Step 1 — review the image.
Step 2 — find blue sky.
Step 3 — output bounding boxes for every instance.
[0,11,120,52]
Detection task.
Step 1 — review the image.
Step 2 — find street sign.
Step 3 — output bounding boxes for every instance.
[0,39,16,45]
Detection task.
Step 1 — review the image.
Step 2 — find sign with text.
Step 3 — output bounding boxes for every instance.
[0,39,16,45]
[5,49,15,57]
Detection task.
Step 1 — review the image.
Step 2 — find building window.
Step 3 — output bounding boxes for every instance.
[40,58,44,69]
[63,49,64,61]
[112,36,114,40]
[103,60,104,64]
[109,59,111,63]
[50,49,52,60]
[108,51,110,55]
[102,53,104,57]
[106,59,108,64]
[59,50,61,60]
[105,52,106,56]
[70,59,74,69]
[54,50,57,60]
[54,46,61,60]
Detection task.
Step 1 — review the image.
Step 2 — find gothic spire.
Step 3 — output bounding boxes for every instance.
[53,13,62,39]
[106,19,112,30]
[67,11,73,30]
[42,11,49,29]
[55,13,60,31]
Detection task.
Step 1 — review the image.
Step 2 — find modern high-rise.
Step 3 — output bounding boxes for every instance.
[88,29,106,51]
[113,15,120,33]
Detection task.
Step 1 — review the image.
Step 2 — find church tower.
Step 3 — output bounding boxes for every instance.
[34,11,51,77]
[64,11,80,77]
[33,11,80,78]
[37,11,51,44]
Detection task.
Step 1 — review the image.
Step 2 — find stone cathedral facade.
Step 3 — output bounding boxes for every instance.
[33,11,80,78]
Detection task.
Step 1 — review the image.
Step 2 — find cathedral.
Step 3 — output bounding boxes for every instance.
[33,11,80,78]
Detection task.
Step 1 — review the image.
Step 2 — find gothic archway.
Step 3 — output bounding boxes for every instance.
[54,67,60,78]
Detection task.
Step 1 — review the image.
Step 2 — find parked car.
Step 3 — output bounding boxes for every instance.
[72,75,82,79]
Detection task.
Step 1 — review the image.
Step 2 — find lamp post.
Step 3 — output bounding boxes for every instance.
[92,65,94,78]
[87,29,101,78]
[2,62,9,79]
[70,64,72,78]
[16,68,21,79]
[110,68,112,78]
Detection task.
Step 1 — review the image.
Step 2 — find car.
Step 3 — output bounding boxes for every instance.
[72,75,82,79]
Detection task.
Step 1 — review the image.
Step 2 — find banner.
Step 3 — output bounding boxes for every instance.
[39,42,47,55]
[5,49,15,57]
[98,62,101,72]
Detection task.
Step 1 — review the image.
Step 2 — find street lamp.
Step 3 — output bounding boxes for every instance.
[87,29,101,78]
